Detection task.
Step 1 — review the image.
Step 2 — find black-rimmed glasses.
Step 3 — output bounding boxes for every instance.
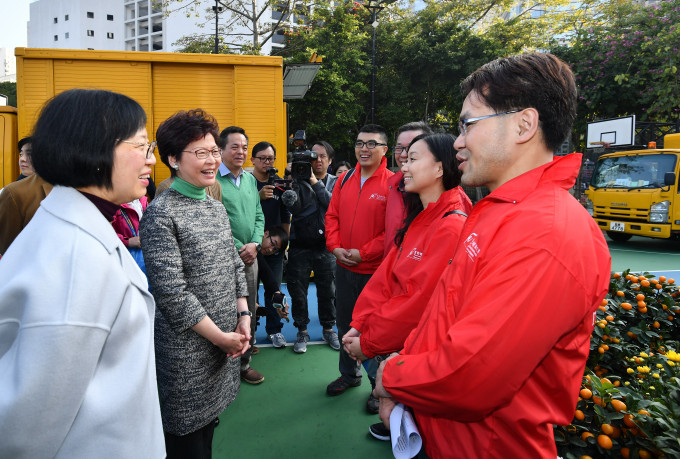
[355,140,387,149]
[457,110,520,136]
[268,235,281,255]
[254,156,275,163]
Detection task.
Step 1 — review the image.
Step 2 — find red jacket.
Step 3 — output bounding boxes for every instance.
[384,173,473,257]
[111,197,148,247]
[351,187,468,358]
[381,154,611,459]
[325,157,393,274]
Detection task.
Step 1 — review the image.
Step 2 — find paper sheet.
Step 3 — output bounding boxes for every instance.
[389,403,422,459]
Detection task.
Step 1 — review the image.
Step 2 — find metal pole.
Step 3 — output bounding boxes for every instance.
[214,0,219,54]
[371,11,376,124]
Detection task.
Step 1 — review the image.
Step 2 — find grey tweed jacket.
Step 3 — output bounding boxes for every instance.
[140,189,248,435]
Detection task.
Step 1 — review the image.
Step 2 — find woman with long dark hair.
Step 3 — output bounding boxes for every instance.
[342,133,470,439]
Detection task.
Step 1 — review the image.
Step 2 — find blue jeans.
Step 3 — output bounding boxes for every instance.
[335,264,372,382]
[261,251,284,335]
[287,247,336,331]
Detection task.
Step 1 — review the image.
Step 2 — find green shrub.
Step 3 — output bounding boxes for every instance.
[554,271,680,459]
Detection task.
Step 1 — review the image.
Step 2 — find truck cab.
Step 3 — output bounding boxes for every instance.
[585,133,680,242]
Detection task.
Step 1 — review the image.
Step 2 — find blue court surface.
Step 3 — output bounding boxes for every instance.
[254,283,329,347]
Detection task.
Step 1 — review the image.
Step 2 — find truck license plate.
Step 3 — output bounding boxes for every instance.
[610,222,625,232]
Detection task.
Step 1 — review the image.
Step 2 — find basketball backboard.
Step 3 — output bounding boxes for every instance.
[586,116,635,148]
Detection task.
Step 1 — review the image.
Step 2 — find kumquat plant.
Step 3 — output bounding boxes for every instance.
[555,270,680,459]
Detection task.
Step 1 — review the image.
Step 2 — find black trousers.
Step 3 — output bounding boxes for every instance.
[164,419,216,459]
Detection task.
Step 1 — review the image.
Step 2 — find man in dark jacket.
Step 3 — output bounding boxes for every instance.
[283,140,338,355]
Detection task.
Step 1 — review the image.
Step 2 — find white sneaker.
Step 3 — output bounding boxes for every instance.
[268,332,286,348]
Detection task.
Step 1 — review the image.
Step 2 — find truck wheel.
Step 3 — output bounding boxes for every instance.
[606,231,632,242]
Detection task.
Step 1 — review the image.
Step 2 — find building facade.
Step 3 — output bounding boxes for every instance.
[26,0,321,55]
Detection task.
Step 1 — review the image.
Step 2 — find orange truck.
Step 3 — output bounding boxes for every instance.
[1,48,288,187]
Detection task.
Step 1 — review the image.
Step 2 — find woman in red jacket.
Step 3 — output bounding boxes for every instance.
[342,133,469,440]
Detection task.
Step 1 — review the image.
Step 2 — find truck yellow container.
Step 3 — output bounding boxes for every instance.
[3,47,287,187]
[585,133,680,241]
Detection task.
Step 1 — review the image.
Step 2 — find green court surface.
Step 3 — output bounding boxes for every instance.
[214,344,392,459]
[213,234,680,458]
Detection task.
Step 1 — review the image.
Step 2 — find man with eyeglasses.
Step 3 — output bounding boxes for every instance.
[284,140,339,355]
[0,138,54,255]
[250,141,291,349]
[384,122,435,257]
[325,124,393,407]
[374,53,611,458]
[216,126,266,385]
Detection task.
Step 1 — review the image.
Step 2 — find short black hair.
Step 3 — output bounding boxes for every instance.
[312,140,335,160]
[461,53,577,152]
[156,109,220,177]
[267,225,289,251]
[18,136,32,151]
[219,126,248,149]
[31,89,146,188]
[252,141,276,158]
[396,121,433,137]
[358,124,388,145]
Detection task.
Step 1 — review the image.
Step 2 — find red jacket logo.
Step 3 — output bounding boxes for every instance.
[464,232,480,261]
[406,248,423,261]
[369,193,387,201]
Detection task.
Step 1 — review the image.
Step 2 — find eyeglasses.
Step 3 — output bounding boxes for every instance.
[267,235,281,255]
[457,110,520,136]
[355,140,387,149]
[393,145,408,155]
[120,140,157,159]
[254,156,275,163]
[183,147,222,159]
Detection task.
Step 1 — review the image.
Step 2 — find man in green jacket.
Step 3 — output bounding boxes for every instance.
[217,126,266,384]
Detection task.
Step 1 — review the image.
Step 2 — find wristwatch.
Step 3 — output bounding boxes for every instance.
[238,310,252,318]
[255,243,262,253]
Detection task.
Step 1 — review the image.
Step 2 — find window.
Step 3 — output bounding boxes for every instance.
[65,14,69,21]
[87,30,94,37]
[107,32,114,39]
[107,14,114,21]
[54,35,58,41]
[87,11,94,18]
[65,32,69,39]
[54,17,58,24]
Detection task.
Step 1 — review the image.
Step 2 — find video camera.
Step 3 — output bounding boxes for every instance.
[289,130,318,181]
[266,166,293,191]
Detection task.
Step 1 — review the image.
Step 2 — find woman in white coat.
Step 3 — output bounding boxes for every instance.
[0,89,165,458]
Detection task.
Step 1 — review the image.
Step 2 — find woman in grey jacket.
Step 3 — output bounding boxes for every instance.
[140,109,250,458]
[0,89,165,458]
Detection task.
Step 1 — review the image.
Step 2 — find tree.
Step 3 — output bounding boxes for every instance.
[283,3,372,160]
[552,0,680,150]
[162,0,304,54]
[0,82,17,108]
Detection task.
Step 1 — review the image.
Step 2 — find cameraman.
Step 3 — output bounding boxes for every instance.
[282,141,339,354]
[250,142,291,349]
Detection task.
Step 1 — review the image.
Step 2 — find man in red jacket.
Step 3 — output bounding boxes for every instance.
[383,121,432,257]
[325,124,393,405]
[375,53,611,458]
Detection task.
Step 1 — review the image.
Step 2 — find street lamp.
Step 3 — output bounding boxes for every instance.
[213,0,224,54]
[363,1,385,124]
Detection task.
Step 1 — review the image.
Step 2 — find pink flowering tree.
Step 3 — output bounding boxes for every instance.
[553,0,680,149]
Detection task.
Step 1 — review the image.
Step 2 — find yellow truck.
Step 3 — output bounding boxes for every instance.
[585,133,680,241]
[1,48,287,187]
